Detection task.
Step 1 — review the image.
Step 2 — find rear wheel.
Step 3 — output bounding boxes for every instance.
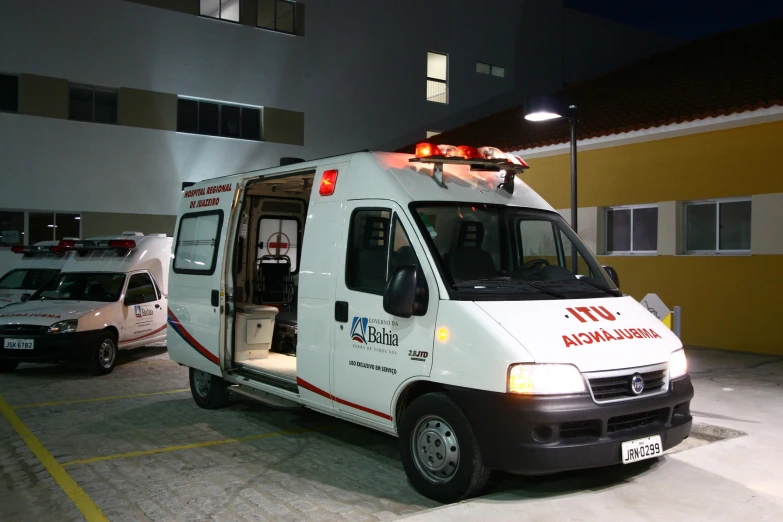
[398,392,490,503]
[89,332,118,376]
[189,367,231,409]
[0,360,19,373]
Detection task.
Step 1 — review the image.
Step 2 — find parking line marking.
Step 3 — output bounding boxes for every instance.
[14,388,190,410]
[0,393,108,522]
[61,428,312,467]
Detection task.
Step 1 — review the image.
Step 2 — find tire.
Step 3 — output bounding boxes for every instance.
[398,392,491,503]
[0,360,19,373]
[89,331,118,376]
[189,367,231,409]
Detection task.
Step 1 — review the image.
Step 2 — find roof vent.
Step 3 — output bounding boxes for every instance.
[280,157,305,166]
[121,231,145,236]
[145,233,167,237]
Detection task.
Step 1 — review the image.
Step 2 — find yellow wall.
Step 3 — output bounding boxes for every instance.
[520,121,783,356]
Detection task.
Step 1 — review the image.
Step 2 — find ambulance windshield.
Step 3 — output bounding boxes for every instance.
[31,272,126,303]
[412,203,620,300]
[0,269,59,291]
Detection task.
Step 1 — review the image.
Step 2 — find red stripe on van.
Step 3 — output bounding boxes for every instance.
[167,309,220,365]
[296,377,393,421]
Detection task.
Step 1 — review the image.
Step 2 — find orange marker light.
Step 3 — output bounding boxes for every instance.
[437,327,449,342]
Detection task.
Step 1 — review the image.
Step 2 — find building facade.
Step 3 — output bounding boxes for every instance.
[414,19,783,354]
[0,0,675,274]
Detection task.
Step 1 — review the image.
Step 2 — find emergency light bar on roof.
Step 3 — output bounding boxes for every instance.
[409,142,529,194]
[53,239,137,256]
[11,245,64,257]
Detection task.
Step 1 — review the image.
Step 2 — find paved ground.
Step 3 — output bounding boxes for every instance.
[0,346,781,522]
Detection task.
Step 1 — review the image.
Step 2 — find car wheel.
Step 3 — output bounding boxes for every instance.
[189,367,231,409]
[0,360,19,373]
[398,392,490,503]
[90,332,118,376]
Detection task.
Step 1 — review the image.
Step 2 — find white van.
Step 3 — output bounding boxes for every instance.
[167,145,693,503]
[0,240,79,309]
[0,233,172,375]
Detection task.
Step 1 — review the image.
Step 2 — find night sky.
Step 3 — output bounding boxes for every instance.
[565,0,783,41]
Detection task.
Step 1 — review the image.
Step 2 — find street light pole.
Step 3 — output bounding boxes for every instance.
[569,104,578,274]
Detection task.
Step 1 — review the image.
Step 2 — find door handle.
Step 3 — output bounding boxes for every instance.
[155,304,160,309]
[211,290,220,307]
[335,301,349,323]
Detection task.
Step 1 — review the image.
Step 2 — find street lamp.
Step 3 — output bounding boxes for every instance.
[525,102,579,274]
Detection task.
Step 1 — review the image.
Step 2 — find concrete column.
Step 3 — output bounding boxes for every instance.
[558,207,601,254]
[751,193,783,255]
[657,201,681,255]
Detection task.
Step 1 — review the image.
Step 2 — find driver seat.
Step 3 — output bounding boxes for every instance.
[448,222,497,281]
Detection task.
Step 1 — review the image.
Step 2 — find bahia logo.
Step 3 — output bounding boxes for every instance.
[350,317,368,343]
[134,305,142,319]
[350,316,399,347]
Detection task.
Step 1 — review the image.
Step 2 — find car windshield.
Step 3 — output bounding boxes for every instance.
[0,269,59,290]
[412,203,619,300]
[30,272,126,303]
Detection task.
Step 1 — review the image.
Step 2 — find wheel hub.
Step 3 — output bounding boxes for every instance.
[98,339,116,368]
[411,415,460,484]
[193,370,211,397]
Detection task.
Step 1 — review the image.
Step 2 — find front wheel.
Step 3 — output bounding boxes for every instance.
[398,392,490,503]
[0,360,19,373]
[89,332,118,376]
[189,367,231,409]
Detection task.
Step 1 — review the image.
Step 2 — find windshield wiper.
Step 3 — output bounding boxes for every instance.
[453,278,565,298]
[556,278,622,297]
[522,281,566,298]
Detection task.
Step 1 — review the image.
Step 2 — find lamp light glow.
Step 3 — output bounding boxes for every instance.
[524,111,562,122]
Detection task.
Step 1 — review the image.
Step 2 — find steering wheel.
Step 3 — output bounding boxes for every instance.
[518,258,550,274]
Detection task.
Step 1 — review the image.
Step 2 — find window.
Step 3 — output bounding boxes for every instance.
[258,0,296,34]
[685,199,751,253]
[125,273,159,304]
[476,62,505,78]
[346,210,422,295]
[0,269,58,291]
[68,84,118,123]
[177,98,261,141]
[28,212,81,245]
[426,130,441,139]
[0,74,18,112]
[258,217,299,272]
[0,211,24,247]
[200,0,239,22]
[33,272,126,303]
[427,52,448,104]
[606,206,658,253]
[174,211,223,274]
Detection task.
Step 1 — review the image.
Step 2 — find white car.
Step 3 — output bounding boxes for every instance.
[0,233,171,375]
[0,240,77,309]
[166,144,693,503]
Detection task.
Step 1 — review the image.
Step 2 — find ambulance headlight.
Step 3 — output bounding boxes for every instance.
[669,349,688,380]
[48,320,78,334]
[508,364,586,395]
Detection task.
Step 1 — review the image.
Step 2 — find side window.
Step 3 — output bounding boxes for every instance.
[346,209,391,294]
[174,211,223,274]
[346,210,424,295]
[518,219,561,266]
[258,216,299,272]
[126,273,158,304]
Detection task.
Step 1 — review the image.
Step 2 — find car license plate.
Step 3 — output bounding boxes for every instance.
[3,338,34,350]
[622,435,663,464]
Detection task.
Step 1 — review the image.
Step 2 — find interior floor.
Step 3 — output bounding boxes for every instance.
[236,353,297,384]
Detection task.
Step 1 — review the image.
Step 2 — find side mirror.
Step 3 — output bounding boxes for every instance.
[20,293,31,302]
[383,266,417,318]
[602,265,620,289]
[124,294,145,306]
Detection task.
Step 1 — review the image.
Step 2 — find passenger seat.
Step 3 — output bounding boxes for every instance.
[448,221,497,281]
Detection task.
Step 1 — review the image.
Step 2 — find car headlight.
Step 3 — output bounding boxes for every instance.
[508,364,586,395]
[669,349,687,380]
[48,320,78,334]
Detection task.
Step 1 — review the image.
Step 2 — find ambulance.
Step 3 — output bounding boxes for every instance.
[0,240,79,309]
[0,233,172,375]
[167,144,693,503]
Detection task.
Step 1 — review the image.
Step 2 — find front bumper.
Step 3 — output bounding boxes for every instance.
[0,330,104,363]
[446,375,694,475]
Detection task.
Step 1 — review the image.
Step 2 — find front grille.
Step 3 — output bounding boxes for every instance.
[0,324,48,335]
[588,369,667,401]
[607,408,666,433]
[560,420,600,439]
